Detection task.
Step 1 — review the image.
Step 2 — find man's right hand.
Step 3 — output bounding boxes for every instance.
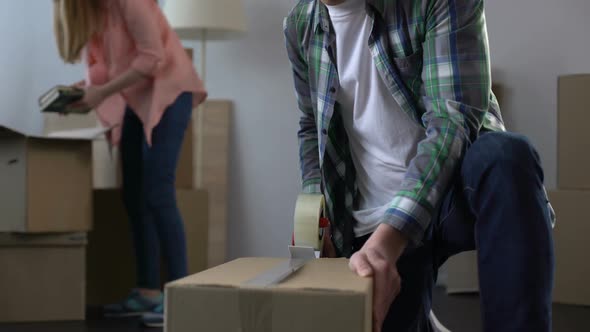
[321,226,338,258]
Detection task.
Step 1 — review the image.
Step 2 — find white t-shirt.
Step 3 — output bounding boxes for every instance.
[326,0,426,237]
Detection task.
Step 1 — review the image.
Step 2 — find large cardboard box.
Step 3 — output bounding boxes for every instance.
[0,233,86,322]
[0,126,105,233]
[548,190,590,306]
[166,258,372,332]
[87,189,208,305]
[558,74,590,189]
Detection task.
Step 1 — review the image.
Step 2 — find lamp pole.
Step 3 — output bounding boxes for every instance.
[195,29,207,188]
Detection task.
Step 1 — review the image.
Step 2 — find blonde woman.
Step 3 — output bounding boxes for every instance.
[53,0,206,327]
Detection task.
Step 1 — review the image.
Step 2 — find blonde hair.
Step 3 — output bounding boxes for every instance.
[53,0,102,64]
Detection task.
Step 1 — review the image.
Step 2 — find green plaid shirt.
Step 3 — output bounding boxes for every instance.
[284,0,505,256]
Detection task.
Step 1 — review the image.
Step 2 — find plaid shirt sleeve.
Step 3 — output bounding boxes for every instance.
[381,0,492,245]
[284,16,322,194]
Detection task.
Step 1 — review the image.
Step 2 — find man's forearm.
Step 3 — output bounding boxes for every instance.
[365,224,408,262]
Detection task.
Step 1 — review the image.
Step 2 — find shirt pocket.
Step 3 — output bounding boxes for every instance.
[392,49,424,96]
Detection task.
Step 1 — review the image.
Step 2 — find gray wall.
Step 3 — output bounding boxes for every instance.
[190,0,302,259]
[0,1,84,134]
[485,0,590,189]
[1,0,588,258]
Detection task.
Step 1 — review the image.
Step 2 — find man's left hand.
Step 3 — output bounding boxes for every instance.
[349,224,408,332]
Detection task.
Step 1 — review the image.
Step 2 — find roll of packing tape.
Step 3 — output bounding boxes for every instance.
[293,194,325,250]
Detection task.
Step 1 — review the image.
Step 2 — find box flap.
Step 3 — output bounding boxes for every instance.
[43,126,112,141]
[168,258,371,294]
[169,258,285,288]
[0,124,112,141]
[0,233,87,247]
[278,258,370,294]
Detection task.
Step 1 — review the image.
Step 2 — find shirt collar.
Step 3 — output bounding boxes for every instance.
[313,0,385,33]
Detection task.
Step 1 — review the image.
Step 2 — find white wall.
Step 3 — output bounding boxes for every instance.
[0,1,84,135]
[485,0,590,188]
[0,2,36,132]
[2,0,587,259]
[191,0,302,259]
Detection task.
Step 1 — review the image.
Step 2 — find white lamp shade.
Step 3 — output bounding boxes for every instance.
[163,0,247,40]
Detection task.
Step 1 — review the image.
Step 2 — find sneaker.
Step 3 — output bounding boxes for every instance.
[103,289,163,317]
[141,303,164,328]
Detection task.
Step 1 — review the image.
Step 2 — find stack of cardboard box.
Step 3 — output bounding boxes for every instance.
[548,74,590,306]
[42,98,231,306]
[58,111,211,305]
[0,125,100,322]
[88,101,235,304]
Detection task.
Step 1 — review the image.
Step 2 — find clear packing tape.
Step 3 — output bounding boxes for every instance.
[292,194,326,251]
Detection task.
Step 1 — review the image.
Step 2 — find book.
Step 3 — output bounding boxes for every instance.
[38,85,90,114]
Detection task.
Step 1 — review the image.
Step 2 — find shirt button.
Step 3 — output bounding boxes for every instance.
[329,87,336,93]
[321,129,328,135]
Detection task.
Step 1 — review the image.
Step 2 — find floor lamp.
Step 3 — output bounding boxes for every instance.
[163,0,247,187]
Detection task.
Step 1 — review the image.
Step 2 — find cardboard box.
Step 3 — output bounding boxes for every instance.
[166,258,372,332]
[548,190,590,306]
[87,189,208,305]
[0,126,107,233]
[558,74,590,189]
[0,233,86,322]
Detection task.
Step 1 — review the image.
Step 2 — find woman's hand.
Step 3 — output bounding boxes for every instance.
[71,80,86,88]
[68,85,107,112]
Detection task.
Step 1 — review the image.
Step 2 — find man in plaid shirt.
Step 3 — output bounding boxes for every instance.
[284,0,555,331]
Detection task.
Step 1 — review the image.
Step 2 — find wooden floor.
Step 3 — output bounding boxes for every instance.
[1,288,589,332]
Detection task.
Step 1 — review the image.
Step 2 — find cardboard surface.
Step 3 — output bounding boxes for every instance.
[92,139,120,189]
[87,189,208,305]
[0,233,86,322]
[43,111,99,135]
[0,126,95,233]
[195,100,232,267]
[548,190,590,306]
[166,258,372,332]
[558,75,590,189]
[27,139,92,232]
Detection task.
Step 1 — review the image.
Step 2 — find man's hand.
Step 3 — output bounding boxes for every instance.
[349,224,408,332]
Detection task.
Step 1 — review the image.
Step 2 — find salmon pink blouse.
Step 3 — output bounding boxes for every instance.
[85,0,206,145]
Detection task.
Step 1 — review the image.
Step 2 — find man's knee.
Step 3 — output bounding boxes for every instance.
[462,132,542,181]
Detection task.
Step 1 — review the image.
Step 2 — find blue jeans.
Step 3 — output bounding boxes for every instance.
[354,132,555,332]
[121,92,193,289]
